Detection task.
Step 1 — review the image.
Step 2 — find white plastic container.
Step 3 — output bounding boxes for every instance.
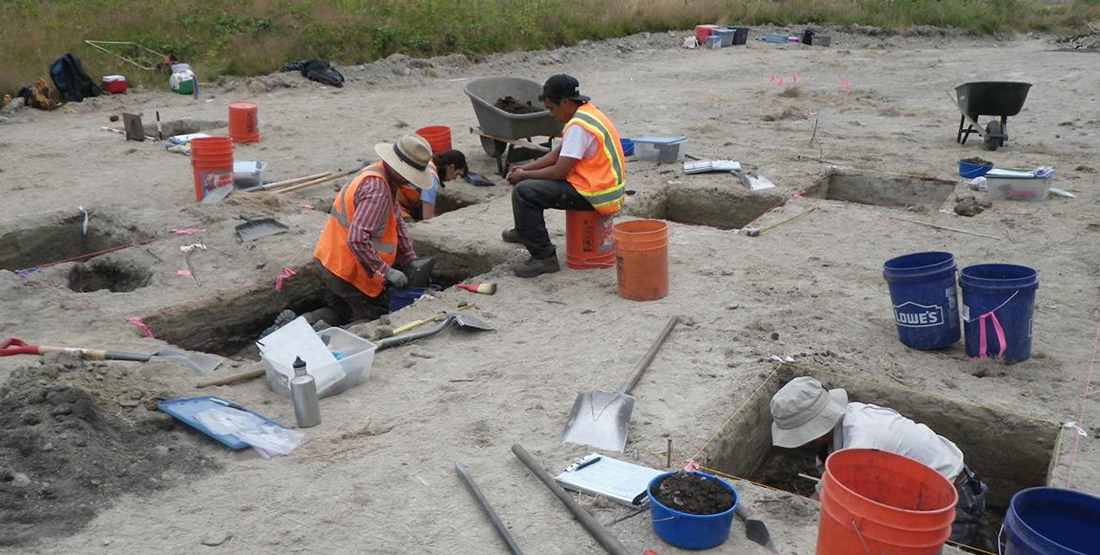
[262,328,376,399]
[984,169,1053,201]
[233,161,267,189]
[633,136,687,164]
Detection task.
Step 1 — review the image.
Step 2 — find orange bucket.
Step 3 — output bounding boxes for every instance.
[817,449,958,555]
[228,102,260,143]
[612,219,668,301]
[565,210,615,269]
[415,125,451,154]
[190,137,234,202]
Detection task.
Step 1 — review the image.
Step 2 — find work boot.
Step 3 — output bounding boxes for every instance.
[501,228,522,244]
[513,256,560,278]
[260,309,297,338]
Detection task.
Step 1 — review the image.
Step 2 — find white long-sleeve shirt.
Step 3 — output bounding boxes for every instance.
[822,402,965,481]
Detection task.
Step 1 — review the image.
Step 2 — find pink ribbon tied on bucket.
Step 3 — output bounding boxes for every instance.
[975,311,1007,360]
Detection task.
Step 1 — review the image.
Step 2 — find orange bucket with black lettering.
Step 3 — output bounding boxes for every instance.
[612,219,668,301]
[565,210,615,269]
[228,102,260,143]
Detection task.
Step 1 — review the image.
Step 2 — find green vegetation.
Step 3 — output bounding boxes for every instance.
[2,0,1098,94]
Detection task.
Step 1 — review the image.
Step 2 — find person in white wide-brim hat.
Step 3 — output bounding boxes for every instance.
[266,134,434,330]
[769,376,988,545]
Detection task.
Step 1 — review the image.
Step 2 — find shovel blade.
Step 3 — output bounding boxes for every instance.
[152,348,224,375]
[451,312,494,331]
[560,391,635,452]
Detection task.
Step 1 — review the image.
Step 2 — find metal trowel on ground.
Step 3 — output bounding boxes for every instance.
[561,316,678,452]
[235,214,289,242]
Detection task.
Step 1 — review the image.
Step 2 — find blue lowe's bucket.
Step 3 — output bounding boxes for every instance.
[882,252,961,350]
[960,264,1038,364]
[1003,487,1100,555]
[648,472,737,550]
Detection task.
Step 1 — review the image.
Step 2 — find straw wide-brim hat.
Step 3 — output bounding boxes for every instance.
[375,134,433,190]
[770,376,848,448]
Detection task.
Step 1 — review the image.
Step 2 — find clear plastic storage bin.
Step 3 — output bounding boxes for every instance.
[262,327,377,399]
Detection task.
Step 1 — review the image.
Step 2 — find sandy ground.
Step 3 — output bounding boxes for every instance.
[2,27,1099,554]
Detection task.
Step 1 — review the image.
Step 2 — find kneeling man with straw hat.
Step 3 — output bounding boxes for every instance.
[770,376,989,545]
[307,135,433,325]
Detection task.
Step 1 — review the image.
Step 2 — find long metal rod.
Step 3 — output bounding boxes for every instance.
[454,462,525,555]
[511,444,631,555]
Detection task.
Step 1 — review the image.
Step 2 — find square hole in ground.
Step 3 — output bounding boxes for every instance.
[650,186,785,230]
[697,365,1058,550]
[804,170,956,211]
[0,214,146,272]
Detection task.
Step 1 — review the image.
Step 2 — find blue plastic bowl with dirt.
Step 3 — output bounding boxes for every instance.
[959,158,994,179]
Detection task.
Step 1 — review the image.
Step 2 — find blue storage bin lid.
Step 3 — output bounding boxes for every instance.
[633,136,687,145]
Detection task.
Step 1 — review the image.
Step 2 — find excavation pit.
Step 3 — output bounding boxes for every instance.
[142,118,227,138]
[805,170,956,211]
[67,259,152,293]
[144,262,478,358]
[642,186,784,230]
[434,193,479,216]
[0,215,144,272]
[697,365,1059,549]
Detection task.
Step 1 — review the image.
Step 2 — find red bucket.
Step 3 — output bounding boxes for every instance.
[415,126,451,155]
[228,102,260,143]
[190,137,234,201]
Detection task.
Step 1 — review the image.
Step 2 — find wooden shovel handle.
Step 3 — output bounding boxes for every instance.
[618,316,678,395]
[195,368,265,388]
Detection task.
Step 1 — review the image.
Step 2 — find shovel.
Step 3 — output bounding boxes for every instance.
[375,311,493,351]
[235,214,289,242]
[561,316,678,452]
[0,338,223,375]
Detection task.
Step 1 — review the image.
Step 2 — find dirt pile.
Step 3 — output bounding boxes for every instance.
[0,355,218,546]
[494,96,541,114]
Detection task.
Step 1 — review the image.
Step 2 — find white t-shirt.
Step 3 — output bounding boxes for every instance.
[560,125,598,160]
[829,402,965,481]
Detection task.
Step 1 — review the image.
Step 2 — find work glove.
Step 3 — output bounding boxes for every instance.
[384,267,408,289]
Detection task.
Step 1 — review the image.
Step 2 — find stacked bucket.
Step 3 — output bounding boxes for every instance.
[883,251,1039,363]
[190,137,234,202]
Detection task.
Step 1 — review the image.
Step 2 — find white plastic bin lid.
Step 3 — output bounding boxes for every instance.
[102,75,125,82]
[633,136,687,145]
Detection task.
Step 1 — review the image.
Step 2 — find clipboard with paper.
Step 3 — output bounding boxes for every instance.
[553,453,663,507]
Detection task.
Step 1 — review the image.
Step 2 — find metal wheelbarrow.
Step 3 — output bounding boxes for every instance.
[951,81,1032,151]
[464,77,564,176]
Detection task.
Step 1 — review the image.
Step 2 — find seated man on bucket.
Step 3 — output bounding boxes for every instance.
[501,74,625,278]
[303,134,431,327]
[769,377,988,545]
[397,149,469,221]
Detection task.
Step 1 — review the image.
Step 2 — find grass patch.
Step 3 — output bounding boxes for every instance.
[2,0,1098,95]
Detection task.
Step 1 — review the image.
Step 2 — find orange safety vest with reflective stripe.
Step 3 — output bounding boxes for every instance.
[564,104,626,216]
[396,161,438,220]
[313,162,399,297]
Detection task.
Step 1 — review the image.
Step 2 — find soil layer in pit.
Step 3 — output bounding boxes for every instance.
[652,472,734,515]
[0,355,219,546]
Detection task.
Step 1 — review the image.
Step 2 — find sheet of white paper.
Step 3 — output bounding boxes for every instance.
[256,316,336,375]
[555,453,663,506]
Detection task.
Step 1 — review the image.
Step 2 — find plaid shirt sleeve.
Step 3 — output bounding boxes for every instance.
[347,176,390,277]
[347,176,417,276]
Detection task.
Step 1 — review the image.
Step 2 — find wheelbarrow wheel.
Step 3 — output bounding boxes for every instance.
[480,136,507,158]
[983,120,1004,151]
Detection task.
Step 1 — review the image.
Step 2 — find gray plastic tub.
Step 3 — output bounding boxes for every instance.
[464,77,563,140]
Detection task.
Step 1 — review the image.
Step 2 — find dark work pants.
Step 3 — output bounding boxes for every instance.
[305,261,390,325]
[511,179,593,259]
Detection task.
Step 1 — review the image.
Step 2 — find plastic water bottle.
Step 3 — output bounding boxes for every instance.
[290,356,320,428]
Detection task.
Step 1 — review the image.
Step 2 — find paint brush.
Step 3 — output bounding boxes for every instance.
[457,283,497,295]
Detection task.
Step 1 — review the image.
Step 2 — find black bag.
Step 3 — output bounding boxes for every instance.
[283,59,344,88]
[50,53,102,102]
